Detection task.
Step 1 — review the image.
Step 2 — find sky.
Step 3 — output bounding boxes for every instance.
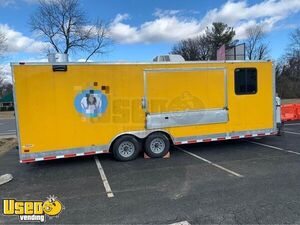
[0,0,300,78]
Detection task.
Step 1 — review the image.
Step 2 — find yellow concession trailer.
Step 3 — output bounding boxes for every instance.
[12,61,278,163]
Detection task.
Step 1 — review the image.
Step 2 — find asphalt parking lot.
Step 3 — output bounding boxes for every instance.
[0,119,16,138]
[1,122,300,224]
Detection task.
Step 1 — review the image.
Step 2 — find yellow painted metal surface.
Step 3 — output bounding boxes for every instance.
[13,61,274,155]
[147,70,225,113]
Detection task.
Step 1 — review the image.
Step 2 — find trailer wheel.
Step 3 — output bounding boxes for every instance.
[112,135,141,161]
[145,133,170,158]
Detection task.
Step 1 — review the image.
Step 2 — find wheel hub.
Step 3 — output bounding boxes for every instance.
[150,138,165,154]
[118,141,135,158]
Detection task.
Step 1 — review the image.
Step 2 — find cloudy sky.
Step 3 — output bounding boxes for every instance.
[0,0,300,66]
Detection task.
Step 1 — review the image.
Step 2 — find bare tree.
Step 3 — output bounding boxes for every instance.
[290,28,300,51]
[30,0,110,61]
[0,30,7,90]
[171,35,210,61]
[245,25,270,60]
[276,28,300,98]
[171,22,236,61]
[197,35,211,60]
[0,31,11,102]
[171,38,200,61]
[85,20,110,62]
[286,28,300,60]
[0,30,6,57]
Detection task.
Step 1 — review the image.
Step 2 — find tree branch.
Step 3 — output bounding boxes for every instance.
[30,0,110,57]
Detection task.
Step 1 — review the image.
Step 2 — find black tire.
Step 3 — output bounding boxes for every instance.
[145,133,170,158]
[112,135,141,161]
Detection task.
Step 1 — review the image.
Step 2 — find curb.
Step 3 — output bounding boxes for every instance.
[0,134,17,139]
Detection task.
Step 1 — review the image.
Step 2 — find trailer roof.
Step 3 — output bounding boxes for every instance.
[11,60,272,66]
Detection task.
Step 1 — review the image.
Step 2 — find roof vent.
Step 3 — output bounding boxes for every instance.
[48,53,69,63]
[153,54,185,62]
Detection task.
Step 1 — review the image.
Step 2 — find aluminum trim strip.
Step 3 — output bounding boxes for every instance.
[146,109,229,129]
[20,145,109,161]
[174,128,277,144]
[272,62,277,129]
[10,64,22,158]
[11,60,271,66]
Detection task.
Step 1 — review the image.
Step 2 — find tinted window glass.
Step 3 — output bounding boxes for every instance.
[235,68,257,95]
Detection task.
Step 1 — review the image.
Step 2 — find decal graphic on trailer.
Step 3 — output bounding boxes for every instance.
[74,89,108,118]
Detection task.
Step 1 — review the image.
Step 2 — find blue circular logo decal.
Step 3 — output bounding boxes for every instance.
[74,89,108,118]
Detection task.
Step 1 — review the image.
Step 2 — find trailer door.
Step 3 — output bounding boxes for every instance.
[144,67,228,129]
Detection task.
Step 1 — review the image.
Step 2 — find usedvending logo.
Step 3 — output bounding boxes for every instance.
[2,196,64,223]
[74,89,108,118]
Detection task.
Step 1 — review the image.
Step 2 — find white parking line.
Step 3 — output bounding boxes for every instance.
[7,130,16,132]
[285,123,300,126]
[177,147,244,178]
[170,221,191,225]
[246,140,300,155]
[0,132,16,135]
[0,135,16,139]
[0,130,16,134]
[284,130,300,135]
[94,156,114,198]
